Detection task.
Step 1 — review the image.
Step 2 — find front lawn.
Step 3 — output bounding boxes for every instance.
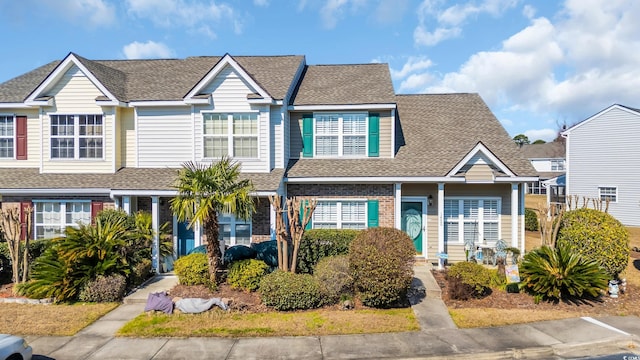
[118,308,418,337]
[0,303,118,336]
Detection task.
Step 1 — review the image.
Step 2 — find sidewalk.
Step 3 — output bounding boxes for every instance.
[24,267,640,360]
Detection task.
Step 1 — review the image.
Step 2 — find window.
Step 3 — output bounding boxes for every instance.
[34,201,91,239]
[444,198,500,244]
[313,201,367,229]
[203,113,258,158]
[50,115,103,159]
[551,159,565,171]
[0,115,14,158]
[526,181,546,195]
[219,214,251,247]
[599,187,617,203]
[315,113,366,157]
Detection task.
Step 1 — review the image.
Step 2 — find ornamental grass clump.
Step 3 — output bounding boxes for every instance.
[349,227,415,308]
[520,244,609,302]
[557,208,629,278]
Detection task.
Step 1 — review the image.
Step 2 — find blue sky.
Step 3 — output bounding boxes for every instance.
[1,0,638,142]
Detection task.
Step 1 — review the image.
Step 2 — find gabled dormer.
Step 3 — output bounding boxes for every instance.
[447,142,516,183]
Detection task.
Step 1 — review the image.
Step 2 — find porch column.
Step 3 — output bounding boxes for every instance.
[151,196,160,273]
[394,183,402,229]
[122,196,131,215]
[437,183,445,270]
[520,183,526,255]
[511,183,519,248]
[270,201,276,240]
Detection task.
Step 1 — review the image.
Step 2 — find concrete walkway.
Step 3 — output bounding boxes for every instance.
[24,267,640,360]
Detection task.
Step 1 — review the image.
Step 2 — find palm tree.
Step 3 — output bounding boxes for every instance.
[170,157,255,283]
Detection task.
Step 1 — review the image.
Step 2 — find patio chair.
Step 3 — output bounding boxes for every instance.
[464,236,475,262]
[492,239,508,266]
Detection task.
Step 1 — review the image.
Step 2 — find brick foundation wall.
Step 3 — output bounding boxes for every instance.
[286,184,395,227]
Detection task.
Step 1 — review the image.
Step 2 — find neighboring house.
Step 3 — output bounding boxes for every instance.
[562,104,640,226]
[0,52,537,271]
[520,141,565,195]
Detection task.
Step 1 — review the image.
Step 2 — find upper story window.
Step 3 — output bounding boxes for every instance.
[599,186,617,203]
[551,159,565,171]
[203,113,258,158]
[315,113,367,157]
[50,114,104,159]
[0,115,14,158]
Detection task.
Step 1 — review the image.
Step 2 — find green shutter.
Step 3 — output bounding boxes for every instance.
[368,113,379,157]
[367,200,379,228]
[302,114,313,158]
[300,200,312,230]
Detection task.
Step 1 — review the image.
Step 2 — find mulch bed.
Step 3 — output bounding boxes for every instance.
[432,269,640,315]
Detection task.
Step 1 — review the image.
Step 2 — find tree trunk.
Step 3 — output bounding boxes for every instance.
[203,213,222,284]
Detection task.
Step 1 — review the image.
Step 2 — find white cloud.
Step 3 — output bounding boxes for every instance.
[399,73,434,92]
[522,4,536,19]
[125,0,242,38]
[12,0,117,27]
[319,0,367,29]
[414,0,518,46]
[122,41,175,59]
[524,128,557,142]
[254,0,268,6]
[390,56,433,79]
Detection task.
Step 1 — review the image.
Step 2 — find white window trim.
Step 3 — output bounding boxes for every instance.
[49,114,106,160]
[201,111,260,160]
[551,159,565,171]
[33,200,92,239]
[219,214,252,247]
[312,112,368,158]
[444,197,502,244]
[0,114,15,159]
[598,186,618,203]
[312,198,368,229]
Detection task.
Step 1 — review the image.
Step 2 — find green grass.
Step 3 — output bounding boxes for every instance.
[118,308,419,337]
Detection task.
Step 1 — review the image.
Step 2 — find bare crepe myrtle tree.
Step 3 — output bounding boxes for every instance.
[269,195,316,272]
[1,206,33,283]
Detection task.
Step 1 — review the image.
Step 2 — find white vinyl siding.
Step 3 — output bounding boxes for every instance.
[219,214,251,247]
[444,198,501,244]
[313,200,366,230]
[0,115,14,158]
[567,106,640,225]
[137,107,193,168]
[314,113,367,157]
[0,110,38,167]
[34,200,91,239]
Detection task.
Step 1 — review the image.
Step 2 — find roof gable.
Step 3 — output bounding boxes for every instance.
[185,54,271,102]
[563,104,640,135]
[447,142,515,178]
[25,53,119,104]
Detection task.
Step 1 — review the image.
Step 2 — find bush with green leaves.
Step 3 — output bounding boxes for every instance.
[525,208,539,231]
[297,229,359,274]
[0,238,52,280]
[314,255,353,304]
[557,208,629,278]
[259,271,323,311]
[349,227,415,308]
[79,274,127,303]
[447,261,492,299]
[174,253,214,289]
[520,244,609,301]
[129,259,152,288]
[227,259,269,292]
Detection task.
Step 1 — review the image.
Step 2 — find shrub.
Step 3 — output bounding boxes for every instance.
[525,208,539,231]
[259,271,323,311]
[297,229,359,274]
[173,253,215,290]
[79,274,127,303]
[227,259,269,292]
[520,244,608,301]
[557,208,629,278]
[349,227,415,308]
[314,255,353,304]
[129,259,152,288]
[447,261,492,299]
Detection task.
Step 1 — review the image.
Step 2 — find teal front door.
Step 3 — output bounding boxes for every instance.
[401,201,424,255]
[177,221,195,256]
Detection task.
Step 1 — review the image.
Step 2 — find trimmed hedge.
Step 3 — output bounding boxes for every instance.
[260,271,323,311]
[349,227,415,308]
[173,253,215,290]
[79,274,127,303]
[227,259,269,292]
[297,229,360,274]
[314,255,353,304]
[557,208,629,278]
[447,261,492,299]
[525,208,539,231]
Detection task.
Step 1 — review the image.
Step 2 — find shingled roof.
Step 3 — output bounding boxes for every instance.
[286,93,536,178]
[0,168,284,193]
[0,54,305,103]
[521,142,565,159]
[291,64,395,106]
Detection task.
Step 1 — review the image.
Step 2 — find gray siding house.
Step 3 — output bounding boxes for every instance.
[562,104,640,226]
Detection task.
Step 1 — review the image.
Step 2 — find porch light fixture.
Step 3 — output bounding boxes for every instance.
[428,195,433,206]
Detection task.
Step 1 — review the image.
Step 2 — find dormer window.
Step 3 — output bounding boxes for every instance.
[203,113,258,158]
